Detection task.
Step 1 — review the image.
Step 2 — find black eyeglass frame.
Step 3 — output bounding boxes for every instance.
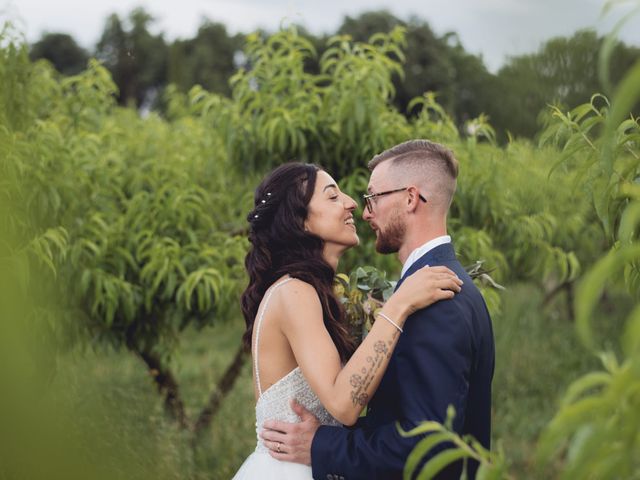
[362,187,427,213]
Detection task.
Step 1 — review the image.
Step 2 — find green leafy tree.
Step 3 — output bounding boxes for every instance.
[29,32,88,75]
[534,44,640,477]
[400,21,640,475]
[222,26,411,177]
[2,30,253,437]
[7,16,634,475]
[337,11,493,125]
[95,8,168,107]
[488,29,640,139]
[168,20,243,97]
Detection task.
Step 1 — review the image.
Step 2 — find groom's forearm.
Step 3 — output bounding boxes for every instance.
[311,422,413,479]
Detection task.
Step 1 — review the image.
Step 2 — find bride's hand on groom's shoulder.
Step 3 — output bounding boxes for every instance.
[260,399,320,466]
[395,266,463,315]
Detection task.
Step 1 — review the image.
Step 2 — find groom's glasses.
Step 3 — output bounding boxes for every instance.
[362,188,427,214]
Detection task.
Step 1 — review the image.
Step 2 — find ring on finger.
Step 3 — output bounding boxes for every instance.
[277,442,282,453]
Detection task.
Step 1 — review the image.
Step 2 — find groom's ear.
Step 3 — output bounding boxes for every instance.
[406,186,421,212]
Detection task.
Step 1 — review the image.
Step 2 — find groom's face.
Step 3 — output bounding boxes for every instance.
[363,161,406,254]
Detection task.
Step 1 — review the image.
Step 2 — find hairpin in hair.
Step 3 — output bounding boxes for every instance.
[260,192,272,205]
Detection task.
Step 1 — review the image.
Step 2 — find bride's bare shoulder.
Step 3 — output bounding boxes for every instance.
[271,277,321,317]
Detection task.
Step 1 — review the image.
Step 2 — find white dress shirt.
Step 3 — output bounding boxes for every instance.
[400,235,451,278]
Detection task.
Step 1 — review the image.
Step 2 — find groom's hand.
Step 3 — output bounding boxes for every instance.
[260,399,320,465]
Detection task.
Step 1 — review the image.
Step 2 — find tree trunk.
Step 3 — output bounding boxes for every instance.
[542,281,576,322]
[138,350,190,430]
[193,342,248,436]
[565,281,575,322]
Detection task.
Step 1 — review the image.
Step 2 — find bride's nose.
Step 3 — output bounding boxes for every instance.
[344,194,357,211]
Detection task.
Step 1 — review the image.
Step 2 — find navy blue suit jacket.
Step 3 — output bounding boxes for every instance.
[311,243,495,479]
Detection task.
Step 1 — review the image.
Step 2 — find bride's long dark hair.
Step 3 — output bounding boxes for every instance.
[240,162,356,362]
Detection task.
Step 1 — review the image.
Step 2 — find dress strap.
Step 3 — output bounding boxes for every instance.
[253,277,294,397]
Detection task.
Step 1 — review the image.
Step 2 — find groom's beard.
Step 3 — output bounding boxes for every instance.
[375,213,405,254]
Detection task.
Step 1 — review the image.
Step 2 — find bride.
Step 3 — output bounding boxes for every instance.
[232,162,462,479]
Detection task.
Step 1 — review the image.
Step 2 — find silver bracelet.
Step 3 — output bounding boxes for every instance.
[377,312,403,333]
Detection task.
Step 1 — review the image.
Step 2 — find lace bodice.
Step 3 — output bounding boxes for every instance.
[252,278,340,453]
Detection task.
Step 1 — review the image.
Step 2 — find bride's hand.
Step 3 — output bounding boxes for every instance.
[392,266,463,316]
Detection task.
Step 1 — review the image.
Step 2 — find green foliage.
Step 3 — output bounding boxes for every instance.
[533,42,640,476]
[535,271,640,478]
[489,29,640,139]
[219,26,412,177]
[409,92,460,144]
[336,10,494,124]
[26,6,640,144]
[168,21,242,97]
[399,408,510,480]
[334,267,396,340]
[534,244,640,478]
[540,94,640,242]
[1,31,252,371]
[401,6,640,474]
[29,32,89,75]
[335,264,505,344]
[332,95,591,300]
[95,8,168,107]
[5,12,640,477]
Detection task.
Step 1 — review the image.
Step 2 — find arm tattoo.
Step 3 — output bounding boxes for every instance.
[349,340,393,407]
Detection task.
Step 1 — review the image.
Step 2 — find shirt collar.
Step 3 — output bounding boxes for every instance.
[401,235,452,278]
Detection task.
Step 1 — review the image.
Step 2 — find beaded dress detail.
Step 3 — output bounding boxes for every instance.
[232,278,340,479]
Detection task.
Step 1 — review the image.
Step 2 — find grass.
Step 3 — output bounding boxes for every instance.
[49,314,256,480]
[36,282,630,479]
[492,284,596,477]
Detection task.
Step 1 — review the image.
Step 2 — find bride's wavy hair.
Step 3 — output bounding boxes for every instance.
[241,162,356,362]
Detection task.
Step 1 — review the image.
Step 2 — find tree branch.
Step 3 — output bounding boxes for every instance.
[138,349,190,430]
[193,342,248,436]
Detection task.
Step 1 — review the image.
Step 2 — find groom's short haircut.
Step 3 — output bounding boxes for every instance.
[368,139,459,211]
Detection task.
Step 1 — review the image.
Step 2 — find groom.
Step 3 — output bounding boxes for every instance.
[261,139,495,479]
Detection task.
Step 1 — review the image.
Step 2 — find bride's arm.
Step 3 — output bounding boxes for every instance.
[279,266,462,426]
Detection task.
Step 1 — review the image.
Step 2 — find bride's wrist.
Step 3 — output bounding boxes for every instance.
[379,299,409,326]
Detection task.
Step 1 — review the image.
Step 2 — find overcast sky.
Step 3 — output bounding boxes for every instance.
[3,0,639,72]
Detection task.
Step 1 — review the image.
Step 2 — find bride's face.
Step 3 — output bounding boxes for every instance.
[305,170,359,251]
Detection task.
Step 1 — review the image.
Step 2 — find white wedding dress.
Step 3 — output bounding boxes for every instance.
[232,278,341,479]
